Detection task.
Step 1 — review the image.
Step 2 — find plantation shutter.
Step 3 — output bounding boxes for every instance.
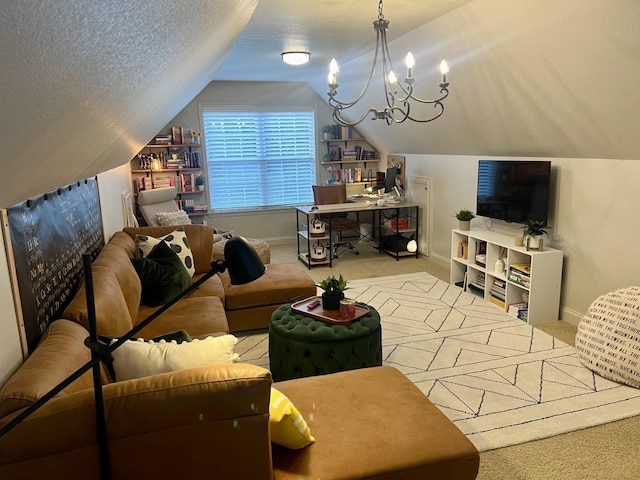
[202,109,316,211]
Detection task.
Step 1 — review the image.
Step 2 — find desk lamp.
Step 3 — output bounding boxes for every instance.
[0,236,266,480]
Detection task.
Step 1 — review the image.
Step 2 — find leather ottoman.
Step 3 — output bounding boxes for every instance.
[219,264,317,332]
[269,303,382,381]
[273,366,480,479]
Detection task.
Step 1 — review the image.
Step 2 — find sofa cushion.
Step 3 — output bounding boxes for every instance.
[135,226,196,277]
[269,387,315,449]
[131,240,193,307]
[136,296,229,339]
[111,334,240,381]
[0,320,97,419]
[220,263,316,311]
[124,225,213,275]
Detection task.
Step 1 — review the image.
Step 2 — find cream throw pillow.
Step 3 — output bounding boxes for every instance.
[135,226,195,277]
[111,335,239,381]
[156,210,192,227]
[269,387,315,449]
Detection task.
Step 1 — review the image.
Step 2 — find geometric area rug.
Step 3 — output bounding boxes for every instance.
[236,272,640,452]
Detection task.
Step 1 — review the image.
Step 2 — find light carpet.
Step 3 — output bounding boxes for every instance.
[236,272,640,452]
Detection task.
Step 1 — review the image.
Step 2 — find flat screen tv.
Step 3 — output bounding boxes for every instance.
[476,160,551,225]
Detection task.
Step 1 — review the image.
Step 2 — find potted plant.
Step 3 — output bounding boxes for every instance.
[195,175,205,191]
[455,209,475,231]
[322,125,333,140]
[317,274,349,310]
[522,219,547,250]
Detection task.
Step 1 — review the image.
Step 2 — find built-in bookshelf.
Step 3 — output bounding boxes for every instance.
[450,229,563,325]
[130,128,208,223]
[320,125,379,186]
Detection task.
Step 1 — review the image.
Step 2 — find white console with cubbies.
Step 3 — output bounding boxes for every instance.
[450,229,563,325]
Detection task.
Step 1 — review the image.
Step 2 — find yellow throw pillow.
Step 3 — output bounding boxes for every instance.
[269,388,315,449]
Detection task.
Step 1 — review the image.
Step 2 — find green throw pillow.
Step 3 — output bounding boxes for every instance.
[131,240,193,306]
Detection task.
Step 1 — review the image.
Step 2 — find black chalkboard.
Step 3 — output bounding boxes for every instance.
[2,178,104,356]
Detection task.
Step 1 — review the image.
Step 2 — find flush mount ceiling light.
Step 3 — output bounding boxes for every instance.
[327,0,450,126]
[282,51,310,66]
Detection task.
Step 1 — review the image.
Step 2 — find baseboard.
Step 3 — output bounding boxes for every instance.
[261,236,297,246]
[429,252,451,269]
[559,307,582,327]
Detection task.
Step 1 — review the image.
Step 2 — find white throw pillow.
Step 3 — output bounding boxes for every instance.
[111,335,240,381]
[135,226,195,277]
[156,210,192,227]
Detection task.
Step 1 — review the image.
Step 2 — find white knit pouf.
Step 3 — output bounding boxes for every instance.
[575,286,640,388]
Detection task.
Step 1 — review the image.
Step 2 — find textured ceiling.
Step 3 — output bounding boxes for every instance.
[1,0,639,209]
[215,0,474,82]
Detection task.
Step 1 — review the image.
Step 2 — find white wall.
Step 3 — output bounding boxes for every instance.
[0,226,22,385]
[404,153,640,325]
[0,165,131,384]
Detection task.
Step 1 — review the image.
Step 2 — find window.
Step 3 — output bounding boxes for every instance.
[202,108,316,212]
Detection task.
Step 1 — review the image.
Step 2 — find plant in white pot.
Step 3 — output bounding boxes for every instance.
[455,209,475,231]
[317,274,349,310]
[522,219,548,251]
[322,125,333,140]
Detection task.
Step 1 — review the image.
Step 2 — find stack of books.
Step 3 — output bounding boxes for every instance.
[509,263,531,288]
[166,157,186,169]
[342,150,358,160]
[508,302,529,322]
[490,278,506,307]
[468,271,485,296]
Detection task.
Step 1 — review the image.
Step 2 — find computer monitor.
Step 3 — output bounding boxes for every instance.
[384,167,398,193]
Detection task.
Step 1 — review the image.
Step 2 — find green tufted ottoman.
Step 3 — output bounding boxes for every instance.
[269,303,382,381]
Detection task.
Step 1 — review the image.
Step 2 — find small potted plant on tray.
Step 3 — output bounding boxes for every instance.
[318,274,349,310]
[455,209,475,231]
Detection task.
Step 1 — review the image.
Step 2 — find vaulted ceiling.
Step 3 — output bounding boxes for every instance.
[1,0,638,208]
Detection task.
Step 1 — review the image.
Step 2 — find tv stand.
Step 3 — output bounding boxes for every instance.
[450,229,563,325]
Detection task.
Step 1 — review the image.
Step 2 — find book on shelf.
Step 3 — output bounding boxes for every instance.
[490,295,505,308]
[508,272,531,288]
[507,302,528,319]
[171,127,183,145]
[179,173,194,192]
[154,134,172,145]
[510,263,531,276]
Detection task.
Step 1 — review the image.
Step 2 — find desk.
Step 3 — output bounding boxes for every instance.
[296,199,419,268]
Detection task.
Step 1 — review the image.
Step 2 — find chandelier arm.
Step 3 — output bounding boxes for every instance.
[328,30,383,110]
[326,0,451,126]
[332,105,381,127]
[406,101,446,123]
[380,28,399,109]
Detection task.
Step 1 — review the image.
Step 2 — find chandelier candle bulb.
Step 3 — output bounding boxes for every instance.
[405,52,415,78]
[326,0,451,125]
[440,60,449,83]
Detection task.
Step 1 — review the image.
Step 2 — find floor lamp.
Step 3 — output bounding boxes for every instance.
[0,236,266,480]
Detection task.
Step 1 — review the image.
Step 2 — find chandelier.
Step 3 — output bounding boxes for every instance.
[327,0,450,126]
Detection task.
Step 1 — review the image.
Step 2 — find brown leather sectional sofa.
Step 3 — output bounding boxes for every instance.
[0,225,479,479]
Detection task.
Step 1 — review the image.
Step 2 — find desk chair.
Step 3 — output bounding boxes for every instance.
[312,184,359,258]
[137,186,182,226]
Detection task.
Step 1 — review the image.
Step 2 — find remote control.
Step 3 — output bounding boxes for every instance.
[307,299,321,309]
